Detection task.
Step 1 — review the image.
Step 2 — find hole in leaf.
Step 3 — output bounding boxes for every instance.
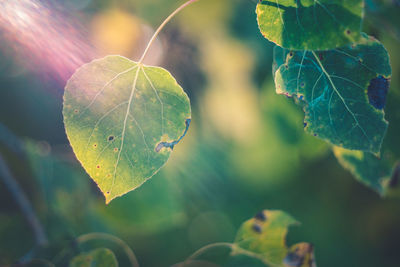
[252,224,262,234]
[254,211,267,221]
[367,75,390,109]
[108,135,114,141]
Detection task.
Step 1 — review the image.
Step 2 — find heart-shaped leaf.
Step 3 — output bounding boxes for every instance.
[63,55,191,203]
[273,34,391,153]
[256,0,364,50]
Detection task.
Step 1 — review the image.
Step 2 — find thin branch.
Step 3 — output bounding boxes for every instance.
[0,153,48,246]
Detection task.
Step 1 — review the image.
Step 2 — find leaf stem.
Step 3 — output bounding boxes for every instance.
[0,153,48,247]
[138,0,200,64]
[76,232,140,267]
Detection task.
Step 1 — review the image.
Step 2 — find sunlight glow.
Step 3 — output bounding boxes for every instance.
[0,0,96,81]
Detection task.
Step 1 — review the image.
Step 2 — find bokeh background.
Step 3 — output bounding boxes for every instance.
[1,0,400,266]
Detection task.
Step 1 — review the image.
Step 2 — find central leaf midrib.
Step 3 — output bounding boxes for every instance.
[110,65,141,195]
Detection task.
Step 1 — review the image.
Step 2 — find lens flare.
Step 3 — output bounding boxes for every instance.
[0,0,96,81]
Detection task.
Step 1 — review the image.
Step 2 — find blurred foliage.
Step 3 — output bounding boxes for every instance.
[233,210,315,267]
[1,0,400,266]
[69,248,118,267]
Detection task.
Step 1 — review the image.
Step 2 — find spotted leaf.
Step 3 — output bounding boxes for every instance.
[273,34,391,153]
[63,56,191,203]
[233,210,316,267]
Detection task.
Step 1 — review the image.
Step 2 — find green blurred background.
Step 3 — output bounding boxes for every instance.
[0,0,400,266]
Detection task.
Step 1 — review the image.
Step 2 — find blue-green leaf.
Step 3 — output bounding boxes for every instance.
[273,34,391,153]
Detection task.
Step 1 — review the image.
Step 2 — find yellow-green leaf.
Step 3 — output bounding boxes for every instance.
[256,0,364,50]
[63,56,191,203]
[233,210,316,267]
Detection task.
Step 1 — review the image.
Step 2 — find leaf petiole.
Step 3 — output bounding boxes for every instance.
[138,0,200,64]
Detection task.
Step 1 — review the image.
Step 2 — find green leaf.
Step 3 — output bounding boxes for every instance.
[256,0,364,50]
[273,34,391,153]
[69,248,118,267]
[63,55,191,204]
[333,147,400,196]
[233,210,316,267]
[333,146,392,194]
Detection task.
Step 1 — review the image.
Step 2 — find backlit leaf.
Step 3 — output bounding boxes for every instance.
[233,210,316,267]
[256,0,364,50]
[273,34,391,153]
[69,248,117,267]
[63,55,191,203]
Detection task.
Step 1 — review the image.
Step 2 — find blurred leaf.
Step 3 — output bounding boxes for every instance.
[69,248,118,267]
[333,146,391,194]
[256,0,363,50]
[274,34,391,153]
[233,210,316,267]
[63,55,191,203]
[333,147,400,197]
[283,242,316,267]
